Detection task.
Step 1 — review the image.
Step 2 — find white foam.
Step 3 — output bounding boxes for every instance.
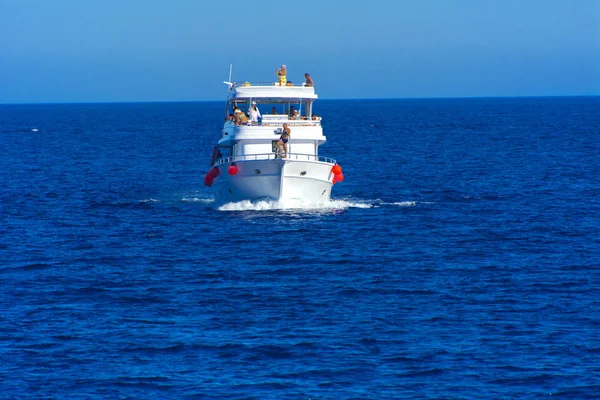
[139,198,159,203]
[217,198,373,212]
[181,197,214,204]
[391,201,417,207]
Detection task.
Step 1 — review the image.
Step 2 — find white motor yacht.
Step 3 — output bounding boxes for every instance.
[205,79,344,206]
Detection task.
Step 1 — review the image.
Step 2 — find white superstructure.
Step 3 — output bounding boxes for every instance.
[205,80,344,206]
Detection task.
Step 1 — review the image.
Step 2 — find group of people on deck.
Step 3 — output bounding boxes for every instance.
[228,103,319,126]
[228,102,261,126]
[269,105,320,121]
[225,66,316,157]
[275,65,315,157]
[226,66,316,126]
[276,65,314,87]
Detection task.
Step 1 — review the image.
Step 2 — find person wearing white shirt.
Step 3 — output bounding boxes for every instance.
[248,101,261,125]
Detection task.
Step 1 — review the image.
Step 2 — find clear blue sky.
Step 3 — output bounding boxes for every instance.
[1,0,598,103]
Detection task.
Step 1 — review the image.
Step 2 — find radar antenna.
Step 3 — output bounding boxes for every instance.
[223,64,233,87]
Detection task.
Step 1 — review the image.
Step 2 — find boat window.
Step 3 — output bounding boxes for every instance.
[227,99,316,120]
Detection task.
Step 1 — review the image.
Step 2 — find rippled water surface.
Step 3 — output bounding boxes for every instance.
[1,97,599,399]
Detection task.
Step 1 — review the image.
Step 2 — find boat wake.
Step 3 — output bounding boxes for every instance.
[217,198,373,212]
[178,195,424,212]
[387,201,417,207]
[181,197,214,204]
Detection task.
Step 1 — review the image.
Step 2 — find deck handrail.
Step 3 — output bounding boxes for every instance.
[224,120,321,129]
[231,82,313,88]
[214,153,336,166]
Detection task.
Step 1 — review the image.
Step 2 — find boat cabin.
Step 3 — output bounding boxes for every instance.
[215,83,326,164]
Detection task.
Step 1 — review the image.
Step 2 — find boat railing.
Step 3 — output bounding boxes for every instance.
[260,119,321,127]
[231,81,314,88]
[215,153,336,165]
[224,117,321,129]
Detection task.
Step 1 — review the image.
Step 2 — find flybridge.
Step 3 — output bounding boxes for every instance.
[225,82,319,121]
[226,82,318,102]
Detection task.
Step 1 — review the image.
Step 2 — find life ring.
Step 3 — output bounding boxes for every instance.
[210,146,219,166]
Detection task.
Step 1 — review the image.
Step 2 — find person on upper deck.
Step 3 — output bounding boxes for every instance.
[276,65,287,86]
[304,73,314,87]
[271,107,278,114]
[277,123,291,158]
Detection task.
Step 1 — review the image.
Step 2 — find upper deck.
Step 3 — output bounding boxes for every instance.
[227,82,317,103]
[216,79,325,160]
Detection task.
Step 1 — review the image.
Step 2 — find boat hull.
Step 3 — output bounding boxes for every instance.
[211,159,334,206]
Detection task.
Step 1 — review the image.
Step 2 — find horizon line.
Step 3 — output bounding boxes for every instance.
[1,94,598,106]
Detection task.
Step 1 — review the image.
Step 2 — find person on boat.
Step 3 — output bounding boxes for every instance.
[304,73,314,87]
[276,65,287,86]
[277,123,291,158]
[286,81,294,86]
[234,109,248,125]
[288,105,296,117]
[248,101,261,125]
[271,106,278,114]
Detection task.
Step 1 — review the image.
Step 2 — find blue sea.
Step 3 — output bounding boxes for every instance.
[1,97,599,399]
